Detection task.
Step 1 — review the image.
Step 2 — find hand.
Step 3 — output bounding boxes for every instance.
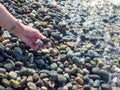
[13,23,49,50]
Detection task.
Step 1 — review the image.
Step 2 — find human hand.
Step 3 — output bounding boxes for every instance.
[13,23,49,50]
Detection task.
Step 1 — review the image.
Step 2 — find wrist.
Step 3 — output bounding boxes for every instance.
[8,19,25,36]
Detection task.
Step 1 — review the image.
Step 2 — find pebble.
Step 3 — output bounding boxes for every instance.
[27,76,33,82]
[41,86,47,90]
[27,82,37,90]
[50,70,58,81]
[57,74,67,85]
[1,78,10,87]
[0,85,5,90]
[10,79,20,88]
[50,63,58,70]
[93,80,100,88]
[72,56,82,67]
[101,83,111,90]
[33,73,40,82]
[75,77,84,85]
[0,68,6,73]
[4,63,15,72]
[84,85,91,90]
[9,71,17,79]
[98,70,109,82]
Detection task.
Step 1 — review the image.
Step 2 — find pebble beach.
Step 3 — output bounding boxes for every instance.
[0,0,120,90]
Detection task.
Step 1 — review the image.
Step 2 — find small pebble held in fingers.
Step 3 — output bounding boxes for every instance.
[35,39,44,47]
[35,38,50,47]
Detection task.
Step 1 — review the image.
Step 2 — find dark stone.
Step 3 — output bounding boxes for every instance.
[51,32,62,40]
[72,56,82,67]
[98,70,109,82]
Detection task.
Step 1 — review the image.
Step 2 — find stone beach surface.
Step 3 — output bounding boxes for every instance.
[0,0,120,90]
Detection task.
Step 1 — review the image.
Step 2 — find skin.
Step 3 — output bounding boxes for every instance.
[0,3,49,50]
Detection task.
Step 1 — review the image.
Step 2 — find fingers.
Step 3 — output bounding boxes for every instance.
[37,31,46,40]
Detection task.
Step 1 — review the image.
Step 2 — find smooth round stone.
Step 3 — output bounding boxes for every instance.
[85,57,91,63]
[33,73,40,82]
[64,68,71,73]
[89,75,100,80]
[0,85,5,90]
[50,70,58,81]
[15,61,24,66]
[57,74,67,84]
[41,86,47,90]
[16,77,21,81]
[64,73,70,80]
[51,32,62,40]
[57,62,64,69]
[75,77,84,85]
[35,59,45,66]
[0,73,5,78]
[0,68,6,74]
[28,69,36,75]
[9,71,17,79]
[27,76,33,82]
[4,63,15,71]
[27,82,37,90]
[1,78,10,87]
[41,49,50,54]
[57,68,63,74]
[67,51,74,58]
[72,56,82,67]
[84,85,91,90]
[20,76,27,85]
[40,73,48,79]
[10,79,20,88]
[14,47,23,55]
[73,52,81,57]
[98,70,109,82]
[83,68,90,75]
[65,83,73,90]
[93,80,100,88]
[50,63,58,70]
[101,84,111,90]
[60,54,67,62]
[20,68,29,75]
[92,67,99,74]
[20,68,36,75]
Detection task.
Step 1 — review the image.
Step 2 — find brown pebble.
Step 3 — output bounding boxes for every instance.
[75,77,84,85]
